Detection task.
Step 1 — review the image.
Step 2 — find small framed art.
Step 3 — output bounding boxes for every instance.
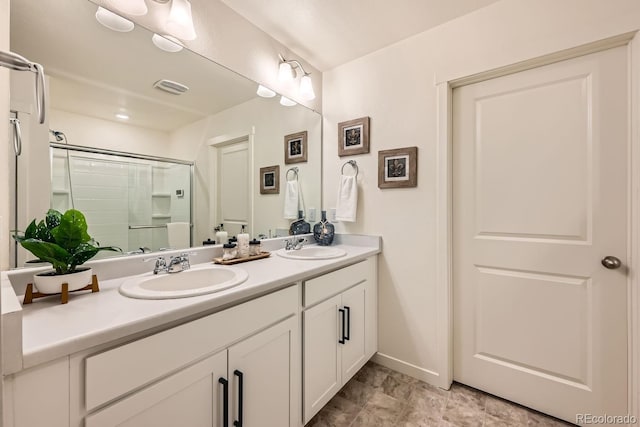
[260,165,280,194]
[284,131,308,164]
[338,116,370,156]
[378,147,418,188]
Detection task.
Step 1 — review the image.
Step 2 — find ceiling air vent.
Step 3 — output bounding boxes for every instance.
[153,79,189,95]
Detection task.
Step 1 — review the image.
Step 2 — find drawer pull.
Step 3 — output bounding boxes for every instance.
[344,306,351,341]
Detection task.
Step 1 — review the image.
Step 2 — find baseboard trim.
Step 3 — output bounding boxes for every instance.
[372,352,449,390]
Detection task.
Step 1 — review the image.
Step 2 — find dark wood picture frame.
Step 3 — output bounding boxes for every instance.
[260,165,280,194]
[284,131,308,164]
[338,116,370,156]
[378,147,418,189]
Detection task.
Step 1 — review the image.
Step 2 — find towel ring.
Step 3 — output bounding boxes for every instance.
[286,167,299,182]
[341,160,358,178]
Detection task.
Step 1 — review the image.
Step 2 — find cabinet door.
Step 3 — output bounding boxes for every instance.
[228,316,297,427]
[303,295,342,423]
[341,282,367,383]
[85,350,227,427]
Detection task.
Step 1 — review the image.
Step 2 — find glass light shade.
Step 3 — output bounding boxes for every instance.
[152,34,184,53]
[278,62,294,82]
[299,74,315,100]
[107,0,148,16]
[95,7,134,32]
[256,85,276,98]
[279,96,297,107]
[166,0,197,41]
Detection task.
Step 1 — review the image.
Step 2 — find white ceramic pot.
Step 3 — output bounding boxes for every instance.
[33,267,93,294]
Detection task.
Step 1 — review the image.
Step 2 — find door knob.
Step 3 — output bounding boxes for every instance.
[601,256,622,270]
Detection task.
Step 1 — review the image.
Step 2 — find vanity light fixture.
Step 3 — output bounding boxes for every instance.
[152,34,184,53]
[166,0,197,41]
[278,54,316,101]
[279,96,297,107]
[95,6,134,32]
[106,0,148,16]
[256,85,276,98]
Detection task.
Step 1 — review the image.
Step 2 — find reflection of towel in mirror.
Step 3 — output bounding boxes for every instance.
[166,222,190,249]
[284,181,299,219]
[336,175,357,222]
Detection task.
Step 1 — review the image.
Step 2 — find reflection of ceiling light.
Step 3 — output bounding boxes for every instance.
[166,0,197,41]
[256,85,276,98]
[153,79,189,95]
[279,96,297,107]
[152,34,184,53]
[115,113,130,120]
[107,0,148,16]
[95,7,134,32]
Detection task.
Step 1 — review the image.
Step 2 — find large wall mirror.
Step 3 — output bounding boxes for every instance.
[8,0,321,266]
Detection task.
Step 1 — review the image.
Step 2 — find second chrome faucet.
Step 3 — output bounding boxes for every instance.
[145,252,194,274]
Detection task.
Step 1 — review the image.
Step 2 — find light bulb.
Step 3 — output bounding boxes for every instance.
[280,96,297,107]
[95,7,134,32]
[152,34,184,53]
[166,0,197,41]
[299,74,315,101]
[278,62,294,82]
[107,0,148,16]
[256,85,276,98]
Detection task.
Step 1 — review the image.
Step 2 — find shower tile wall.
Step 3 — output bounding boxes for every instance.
[128,164,152,251]
[70,157,129,252]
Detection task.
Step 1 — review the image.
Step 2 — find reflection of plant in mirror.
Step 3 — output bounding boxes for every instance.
[12,209,121,275]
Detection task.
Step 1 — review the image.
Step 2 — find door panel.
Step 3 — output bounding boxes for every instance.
[453,46,628,422]
[341,283,367,382]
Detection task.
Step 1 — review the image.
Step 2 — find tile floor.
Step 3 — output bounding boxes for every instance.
[306,361,575,427]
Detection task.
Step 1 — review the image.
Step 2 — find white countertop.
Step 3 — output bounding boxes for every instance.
[2,235,380,372]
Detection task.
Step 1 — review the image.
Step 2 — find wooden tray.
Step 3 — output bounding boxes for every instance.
[213,251,271,265]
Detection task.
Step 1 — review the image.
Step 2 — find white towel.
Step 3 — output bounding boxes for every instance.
[335,175,358,222]
[166,222,190,249]
[284,181,299,219]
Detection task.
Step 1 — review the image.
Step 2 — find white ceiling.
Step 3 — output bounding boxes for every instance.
[222,0,501,71]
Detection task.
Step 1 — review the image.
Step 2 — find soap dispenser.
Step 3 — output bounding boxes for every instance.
[313,210,335,245]
[215,224,228,246]
[237,225,250,258]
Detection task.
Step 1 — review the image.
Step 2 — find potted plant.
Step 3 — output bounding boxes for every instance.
[13,209,121,294]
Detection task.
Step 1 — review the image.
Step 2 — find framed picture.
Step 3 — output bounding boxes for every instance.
[378,147,418,188]
[338,116,370,156]
[260,165,279,194]
[284,131,308,164]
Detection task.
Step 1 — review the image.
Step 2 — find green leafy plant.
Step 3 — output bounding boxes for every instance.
[13,209,121,275]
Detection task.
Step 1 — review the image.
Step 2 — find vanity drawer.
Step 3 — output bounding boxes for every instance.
[85,285,297,411]
[304,258,373,307]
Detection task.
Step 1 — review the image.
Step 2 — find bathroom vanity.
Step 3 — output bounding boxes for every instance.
[1,235,380,427]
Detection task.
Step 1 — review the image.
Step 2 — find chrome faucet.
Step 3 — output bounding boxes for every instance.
[145,252,194,274]
[167,253,192,273]
[284,237,305,251]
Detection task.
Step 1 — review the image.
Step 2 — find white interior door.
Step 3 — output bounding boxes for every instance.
[216,140,250,236]
[453,46,628,423]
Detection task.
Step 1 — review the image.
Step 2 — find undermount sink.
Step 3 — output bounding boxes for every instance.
[119,265,248,299]
[276,246,347,260]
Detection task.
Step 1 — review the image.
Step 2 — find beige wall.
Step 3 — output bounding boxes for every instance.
[322,0,640,385]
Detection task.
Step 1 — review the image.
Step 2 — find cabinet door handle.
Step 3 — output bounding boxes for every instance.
[233,370,244,427]
[219,377,228,427]
[344,306,351,341]
[338,308,346,344]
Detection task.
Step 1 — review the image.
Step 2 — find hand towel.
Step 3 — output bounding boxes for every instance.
[284,180,299,219]
[335,175,357,222]
[166,222,190,249]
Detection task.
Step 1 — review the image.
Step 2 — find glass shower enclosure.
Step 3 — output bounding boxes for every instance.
[50,143,193,255]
